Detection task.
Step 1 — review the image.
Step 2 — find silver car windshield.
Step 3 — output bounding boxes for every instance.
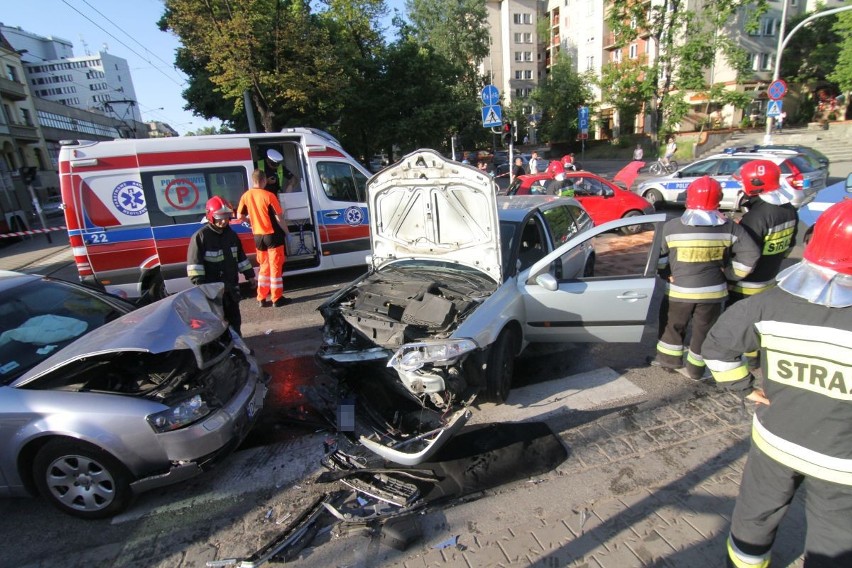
[0,280,130,385]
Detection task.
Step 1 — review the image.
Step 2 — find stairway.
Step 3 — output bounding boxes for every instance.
[700,122,852,164]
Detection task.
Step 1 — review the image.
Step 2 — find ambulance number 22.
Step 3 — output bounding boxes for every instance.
[88,233,109,244]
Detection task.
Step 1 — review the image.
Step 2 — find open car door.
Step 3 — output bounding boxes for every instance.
[521,213,666,343]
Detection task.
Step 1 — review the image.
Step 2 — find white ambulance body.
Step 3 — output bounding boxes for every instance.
[58,128,371,300]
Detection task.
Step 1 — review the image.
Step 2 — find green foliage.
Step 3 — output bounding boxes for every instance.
[782,8,841,86]
[530,57,593,143]
[829,11,852,94]
[606,0,766,140]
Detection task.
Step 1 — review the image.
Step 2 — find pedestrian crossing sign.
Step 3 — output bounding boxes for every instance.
[766,100,783,117]
[482,105,502,128]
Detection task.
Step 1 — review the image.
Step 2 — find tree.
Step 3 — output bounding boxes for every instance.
[605,0,766,142]
[530,57,594,143]
[829,11,852,95]
[405,0,491,150]
[161,0,347,132]
[782,9,841,87]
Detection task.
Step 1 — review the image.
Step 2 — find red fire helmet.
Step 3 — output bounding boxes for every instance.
[685,176,723,211]
[803,199,852,275]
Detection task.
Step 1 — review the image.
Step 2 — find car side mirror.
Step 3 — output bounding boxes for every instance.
[535,272,558,291]
[846,173,852,194]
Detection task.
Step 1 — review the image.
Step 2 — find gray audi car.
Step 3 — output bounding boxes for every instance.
[0,272,267,519]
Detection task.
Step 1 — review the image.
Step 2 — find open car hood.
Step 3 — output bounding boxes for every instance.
[15,284,228,386]
[368,149,502,282]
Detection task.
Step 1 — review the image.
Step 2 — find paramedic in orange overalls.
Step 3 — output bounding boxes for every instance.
[237,169,290,307]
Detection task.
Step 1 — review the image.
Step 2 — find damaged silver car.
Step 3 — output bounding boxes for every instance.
[0,272,267,519]
[318,149,665,465]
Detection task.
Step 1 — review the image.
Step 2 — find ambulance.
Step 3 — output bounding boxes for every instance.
[58,128,371,301]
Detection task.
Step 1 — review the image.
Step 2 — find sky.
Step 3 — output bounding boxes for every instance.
[7,0,408,136]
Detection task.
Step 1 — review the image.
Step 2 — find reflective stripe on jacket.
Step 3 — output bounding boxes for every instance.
[703,287,852,485]
[657,217,760,303]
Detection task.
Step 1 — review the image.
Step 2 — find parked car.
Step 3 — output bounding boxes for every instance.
[636,152,826,211]
[506,171,655,234]
[0,273,267,519]
[41,196,64,218]
[724,144,829,170]
[316,149,665,465]
[797,173,852,242]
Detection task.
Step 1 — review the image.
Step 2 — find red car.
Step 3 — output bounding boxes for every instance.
[506,170,654,234]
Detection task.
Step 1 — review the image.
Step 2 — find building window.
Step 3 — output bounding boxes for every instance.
[760,18,777,36]
[6,65,18,82]
[21,108,33,126]
[515,70,523,79]
[612,50,622,63]
[514,13,532,24]
[525,70,533,79]
[515,51,523,62]
[761,53,772,70]
[629,43,638,59]
[586,56,595,71]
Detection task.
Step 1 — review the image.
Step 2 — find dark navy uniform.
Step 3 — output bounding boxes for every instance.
[187,222,255,335]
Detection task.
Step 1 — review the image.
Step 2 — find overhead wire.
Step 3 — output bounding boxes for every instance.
[60,0,185,88]
[78,0,187,85]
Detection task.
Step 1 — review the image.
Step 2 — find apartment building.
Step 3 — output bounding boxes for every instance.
[527,0,848,139]
[482,0,547,141]
[0,34,54,233]
[1,24,142,125]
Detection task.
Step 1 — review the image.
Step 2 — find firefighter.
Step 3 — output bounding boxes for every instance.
[648,176,761,380]
[545,161,573,197]
[703,199,852,568]
[728,159,798,304]
[187,196,257,336]
[237,170,290,307]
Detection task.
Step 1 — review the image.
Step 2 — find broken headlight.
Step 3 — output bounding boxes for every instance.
[146,394,211,432]
[388,339,477,372]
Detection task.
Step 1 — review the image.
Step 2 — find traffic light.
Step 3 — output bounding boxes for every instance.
[19,166,37,185]
[501,122,513,146]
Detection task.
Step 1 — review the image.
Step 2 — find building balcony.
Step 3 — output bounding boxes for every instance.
[0,76,27,101]
[9,123,40,143]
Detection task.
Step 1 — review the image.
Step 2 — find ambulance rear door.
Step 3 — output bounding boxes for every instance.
[309,148,371,268]
[62,141,160,298]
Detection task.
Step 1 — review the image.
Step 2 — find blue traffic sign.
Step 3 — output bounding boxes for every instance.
[766,100,783,117]
[482,105,502,128]
[481,85,499,106]
[578,106,590,129]
[768,79,787,101]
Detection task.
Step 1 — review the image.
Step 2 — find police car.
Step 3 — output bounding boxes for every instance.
[797,173,852,241]
[636,152,827,211]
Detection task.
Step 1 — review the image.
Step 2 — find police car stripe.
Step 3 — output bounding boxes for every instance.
[752,418,852,484]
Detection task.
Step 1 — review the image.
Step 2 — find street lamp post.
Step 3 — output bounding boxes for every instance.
[764,3,852,144]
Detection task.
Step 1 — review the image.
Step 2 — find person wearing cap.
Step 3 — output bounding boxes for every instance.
[728,159,798,304]
[187,196,257,336]
[648,176,761,380]
[703,199,852,568]
[561,153,576,171]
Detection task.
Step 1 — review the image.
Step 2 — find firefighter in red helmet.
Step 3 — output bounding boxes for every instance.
[545,160,574,196]
[704,199,852,568]
[648,176,761,380]
[728,159,798,303]
[187,196,257,336]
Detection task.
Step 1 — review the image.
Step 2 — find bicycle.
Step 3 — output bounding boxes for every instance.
[648,158,679,176]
